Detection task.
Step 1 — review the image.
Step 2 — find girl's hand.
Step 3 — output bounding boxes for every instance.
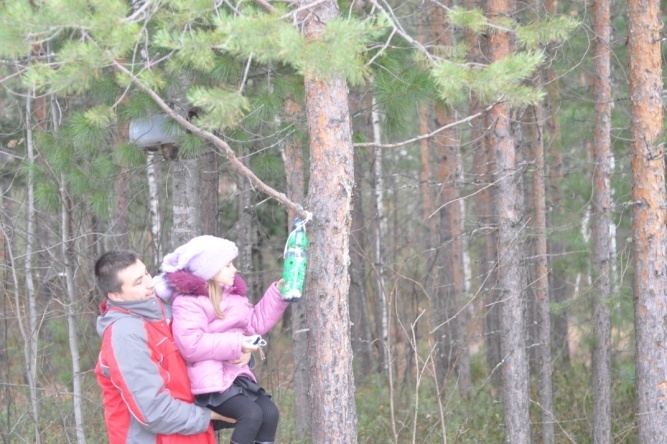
[241,336,260,353]
[229,351,252,367]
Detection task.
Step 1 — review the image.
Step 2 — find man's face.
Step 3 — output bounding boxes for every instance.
[108,259,156,302]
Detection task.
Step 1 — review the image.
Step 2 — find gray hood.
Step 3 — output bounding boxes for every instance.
[96,297,172,338]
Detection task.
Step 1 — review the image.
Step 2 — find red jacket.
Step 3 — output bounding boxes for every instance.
[95,298,216,444]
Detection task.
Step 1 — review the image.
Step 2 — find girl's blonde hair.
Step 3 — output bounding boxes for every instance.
[207,280,226,319]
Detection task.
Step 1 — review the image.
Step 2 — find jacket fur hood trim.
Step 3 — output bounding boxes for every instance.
[165,271,209,298]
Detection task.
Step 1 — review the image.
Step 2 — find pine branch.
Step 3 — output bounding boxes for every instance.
[112,60,312,221]
[353,103,494,149]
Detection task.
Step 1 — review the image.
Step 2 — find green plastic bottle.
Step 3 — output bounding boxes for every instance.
[280,218,308,301]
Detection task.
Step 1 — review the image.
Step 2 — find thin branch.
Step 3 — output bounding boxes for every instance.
[239,54,253,94]
[111,60,312,221]
[368,0,435,62]
[253,0,279,14]
[353,103,494,149]
[281,0,330,20]
[366,28,396,67]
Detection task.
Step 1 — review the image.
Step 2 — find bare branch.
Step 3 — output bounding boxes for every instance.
[253,0,280,14]
[111,60,312,221]
[353,103,494,149]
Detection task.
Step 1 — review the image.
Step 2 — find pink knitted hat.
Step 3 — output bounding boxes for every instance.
[161,235,238,281]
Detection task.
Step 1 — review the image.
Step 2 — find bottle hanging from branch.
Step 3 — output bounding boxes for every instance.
[280,218,308,302]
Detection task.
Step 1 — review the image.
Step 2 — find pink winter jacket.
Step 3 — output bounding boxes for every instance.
[167,271,289,395]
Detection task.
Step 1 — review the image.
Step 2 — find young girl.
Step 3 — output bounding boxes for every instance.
[155,236,290,444]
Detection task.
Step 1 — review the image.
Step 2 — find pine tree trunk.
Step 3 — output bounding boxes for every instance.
[200,150,219,236]
[171,157,202,248]
[487,0,531,438]
[530,102,555,444]
[60,175,86,444]
[113,145,131,249]
[591,0,612,440]
[627,0,667,440]
[349,142,373,380]
[465,0,501,383]
[282,99,312,440]
[300,1,358,441]
[238,145,256,299]
[146,151,162,268]
[371,96,389,375]
[432,1,471,398]
[24,89,42,444]
[544,0,570,370]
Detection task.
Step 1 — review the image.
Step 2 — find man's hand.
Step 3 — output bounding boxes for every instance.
[210,411,237,424]
[229,351,252,367]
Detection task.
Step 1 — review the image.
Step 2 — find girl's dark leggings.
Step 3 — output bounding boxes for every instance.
[209,393,279,444]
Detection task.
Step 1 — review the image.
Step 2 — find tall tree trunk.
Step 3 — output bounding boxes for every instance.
[238,145,256,299]
[200,150,219,236]
[348,95,373,379]
[282,98,312,440]
[146,151,162,268]
[59,176,86,444]
[432,1,471,398]
[487,0,531,438]
[371,95,389,375]
[465,0,501,382]
[300,0,358,441]
[531,102,555,443]
[627,0,667,440]
[113,126,131,250]
[24,89,42,444]
[591,0,612,440]
[171,157,202,248]
[544,0,570,369]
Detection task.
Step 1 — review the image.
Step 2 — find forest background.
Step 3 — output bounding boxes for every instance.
[0,0,665,442]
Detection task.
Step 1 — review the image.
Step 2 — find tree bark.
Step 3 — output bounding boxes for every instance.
[591,0,612,440]
[348,95,373,380]
[432,1,471,398]
[200,150,219,237]
[113,123,131,250]
[487,0,531,438]
[531,102,555,444]
[282,98,312,440]
[627,0,667,440]
[146,151,162,268]
[300,0,358,441]
[171,157,202,248]
[544,0,570,370]
[371,95,389,375]
[60,175,86,444]
[24,88,42,444]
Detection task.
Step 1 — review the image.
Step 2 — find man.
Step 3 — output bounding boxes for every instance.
[94,250,232,443]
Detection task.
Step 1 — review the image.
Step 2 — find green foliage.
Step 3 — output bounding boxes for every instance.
[34,180,61,212]
[176,133,207,158]
[371,46,435,138]
[68,112,110,151]
[516,16,580,49]
[155,28,219,72]
[188,86,250,130]
[119,93,163,123]
[214,11,304,66]
[447,6,488,33]
[432,51,545,106]
[0,2,34,58]
[301,16,388,85]
[113,143,146,167]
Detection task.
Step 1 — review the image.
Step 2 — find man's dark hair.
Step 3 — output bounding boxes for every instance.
[94,250,140,296]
